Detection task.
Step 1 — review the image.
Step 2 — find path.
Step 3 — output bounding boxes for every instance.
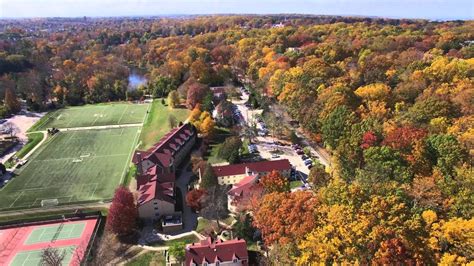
[28,123,143,134]
[138,165,200,245]
[0,202,110,219]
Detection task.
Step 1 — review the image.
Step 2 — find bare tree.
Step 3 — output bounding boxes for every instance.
[201,185,229,230]
[1,122,19,138]
[41,247,66,266]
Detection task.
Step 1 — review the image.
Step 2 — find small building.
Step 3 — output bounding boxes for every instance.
[133,123,197,226]
[212,159,292,185]
[210,86,228,103]
[185,237,249,266]
[227,175,259,213]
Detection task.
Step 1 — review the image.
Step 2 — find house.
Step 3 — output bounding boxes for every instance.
[133,123,197,223]
[227,175,260,213]
[185,237,249,266]
[212,159,292,185]
[210,86,228,102]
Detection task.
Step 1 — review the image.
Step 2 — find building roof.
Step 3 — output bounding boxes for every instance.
[227,175,258,197]
[212,159,291,177]
[137,176,176,206]
[185,238,248,266]
[132,123,195,168]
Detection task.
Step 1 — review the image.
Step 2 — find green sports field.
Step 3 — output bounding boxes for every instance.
[10,246,75,266]
[30,102,149,131]
[0,127,140,210]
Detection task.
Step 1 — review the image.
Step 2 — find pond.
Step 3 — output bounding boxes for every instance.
[128,71,147,91]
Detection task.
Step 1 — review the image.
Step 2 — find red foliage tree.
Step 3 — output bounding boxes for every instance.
[186,82,209,109]
[106,186,137,236]
[232,183,264,213]
[185,189,208,212]
[382,126,427,152]
[373,238,415,265]
[360,131,378,149]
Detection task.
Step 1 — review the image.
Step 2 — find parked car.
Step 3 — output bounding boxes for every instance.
[296,149,304,155]
[301,154,308,160]
[271,153,280,159]
[304,159,313,165]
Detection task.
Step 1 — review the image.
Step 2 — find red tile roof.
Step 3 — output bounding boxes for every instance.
[212,159,291,177]
[185,238,248,266]
[133,123,195,168]
[137,175,176,206]
[227,175,258,197]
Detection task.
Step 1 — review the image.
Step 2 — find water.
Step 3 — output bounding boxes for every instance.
[128,72,147,91]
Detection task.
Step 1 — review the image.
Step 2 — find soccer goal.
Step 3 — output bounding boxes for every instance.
[41,198,59,207]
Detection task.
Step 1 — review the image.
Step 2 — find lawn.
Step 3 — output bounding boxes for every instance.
[152,234,200,247]
[29,102,150,131]
[205,127,232,164]
[290,180,304,189]
[126,251,166,266]
[0,127,141,210]
[15,132,44,159]
[138,99,190,150]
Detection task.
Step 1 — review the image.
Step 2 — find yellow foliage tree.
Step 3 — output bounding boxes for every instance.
[355,83,391,102]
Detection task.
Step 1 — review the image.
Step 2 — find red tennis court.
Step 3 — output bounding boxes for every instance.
[0,217,98,266]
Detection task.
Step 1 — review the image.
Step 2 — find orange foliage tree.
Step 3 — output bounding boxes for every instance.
[260,170,290,193]
[252,191,317,245]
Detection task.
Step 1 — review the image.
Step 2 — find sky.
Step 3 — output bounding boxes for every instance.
[0,0,473,20]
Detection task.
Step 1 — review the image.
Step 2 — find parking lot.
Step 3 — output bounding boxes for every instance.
[231,87,328,189]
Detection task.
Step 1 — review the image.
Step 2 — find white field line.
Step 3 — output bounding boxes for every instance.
[88,183,99,200]
[119,127,141,185]
[9,191,24,208]
[34,109,58,130]
[117,104,129,125]
[33,153,129,163]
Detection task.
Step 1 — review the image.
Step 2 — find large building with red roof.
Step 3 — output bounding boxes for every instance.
[133,123,196,222]
[227,175,260,213]
[212,159,292,185]
[185,237,249,266]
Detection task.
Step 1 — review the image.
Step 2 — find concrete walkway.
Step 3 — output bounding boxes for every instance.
[28,123,143,134]
[0,201,110,219]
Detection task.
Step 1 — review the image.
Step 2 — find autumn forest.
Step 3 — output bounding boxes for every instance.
[0,15,473,264]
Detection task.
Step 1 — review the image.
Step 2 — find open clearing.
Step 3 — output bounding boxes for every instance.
[0,127,140,210]
[139,100,189,149]
[30,102,149,131]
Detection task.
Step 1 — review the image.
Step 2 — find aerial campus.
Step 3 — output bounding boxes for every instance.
[0,2,473,265]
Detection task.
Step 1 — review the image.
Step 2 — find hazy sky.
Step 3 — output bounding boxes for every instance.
[1,0,473,20]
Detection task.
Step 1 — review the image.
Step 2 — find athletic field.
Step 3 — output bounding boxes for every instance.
[0,218,98,266]
[0,127,140,210]
[30,103,149,131]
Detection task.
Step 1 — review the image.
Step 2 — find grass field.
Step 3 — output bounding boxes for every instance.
[0,127,141,210]
[30,102,149,131]
[139,100,189,149]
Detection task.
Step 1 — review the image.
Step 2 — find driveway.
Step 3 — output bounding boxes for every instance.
[175,168,198,233]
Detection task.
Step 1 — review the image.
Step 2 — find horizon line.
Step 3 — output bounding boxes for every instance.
[0,13,472,22]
